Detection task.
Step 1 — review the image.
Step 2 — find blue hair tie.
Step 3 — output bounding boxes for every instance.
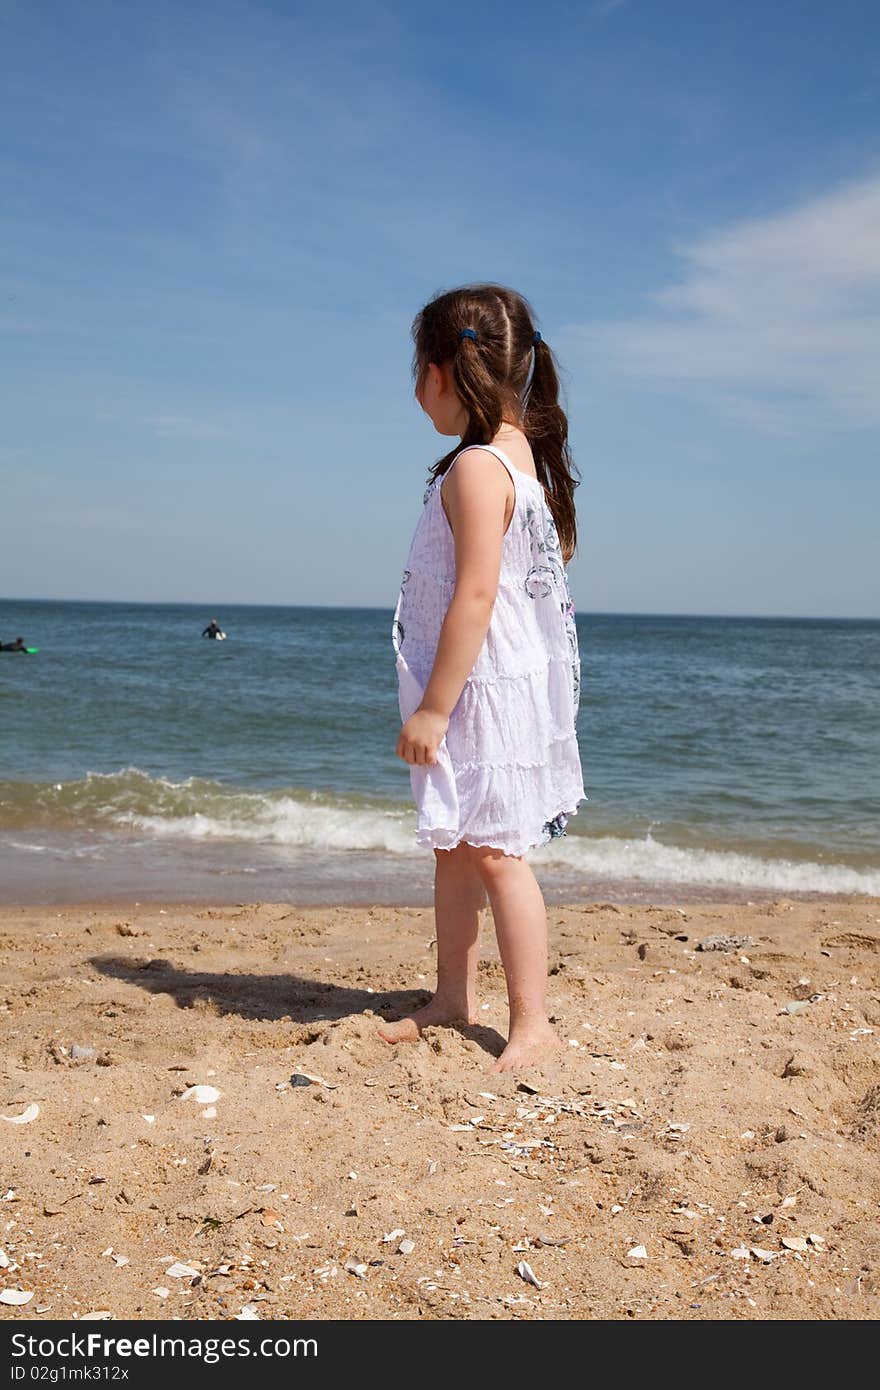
[533,330,542,345]
[459,327,477,342]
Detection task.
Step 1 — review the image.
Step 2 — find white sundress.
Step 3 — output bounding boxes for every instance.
[391,442,587,857]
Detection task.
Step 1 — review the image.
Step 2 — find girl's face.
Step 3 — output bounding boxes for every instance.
[416,361,468,437]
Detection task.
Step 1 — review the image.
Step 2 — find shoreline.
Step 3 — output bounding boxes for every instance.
[0,889,875,910]
[1,894,878,1320]
[3,836,877,909]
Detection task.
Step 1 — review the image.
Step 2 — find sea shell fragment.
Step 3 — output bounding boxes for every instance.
[1,1104,39,1126]
[179,1086,221,1105]
[781,1236,809,1252]
[516,1260,545,1288]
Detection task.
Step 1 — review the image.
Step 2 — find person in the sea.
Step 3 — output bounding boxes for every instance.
[0,636,28,652]
[201,619,223,639]
[382,283,587,1072]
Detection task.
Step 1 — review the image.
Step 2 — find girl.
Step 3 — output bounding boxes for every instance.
[382,284,586,1072]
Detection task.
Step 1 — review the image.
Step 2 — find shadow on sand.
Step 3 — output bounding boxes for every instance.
[91,954,507,1058]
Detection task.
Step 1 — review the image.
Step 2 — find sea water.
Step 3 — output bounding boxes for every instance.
[1,599,877,903]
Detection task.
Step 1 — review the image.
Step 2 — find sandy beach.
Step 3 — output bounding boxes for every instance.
[1,894,878,1321]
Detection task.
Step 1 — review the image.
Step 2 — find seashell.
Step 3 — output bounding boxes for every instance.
[730,1246,751,1259]
[382,1229,406,1244]
[781,1236,809,1252]
[202,1107,217,1119]
[179,1086,221,1105]
[292,1070,336,1089]
[751,1247,779,1262]
[1,1289,33,1304]
[80,1311,112,1320]
[141,1115,156,1124]
[627,1245,648,1260]
[236,1306,260,1319]
[152,1287,170,1299]
[516,1260,545,1288]
[165,1262,199,1279]
[398,1239,415,1256]
[1,1104,39,1126]
[344,1259,367,1278]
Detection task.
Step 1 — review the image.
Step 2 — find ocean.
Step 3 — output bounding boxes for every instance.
[0,599,877,905]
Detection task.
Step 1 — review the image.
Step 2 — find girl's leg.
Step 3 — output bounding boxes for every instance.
[377,842,485,1043]
[468,846,561,1072]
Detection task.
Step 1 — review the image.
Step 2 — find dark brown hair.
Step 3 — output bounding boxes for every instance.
[412,283,580,562]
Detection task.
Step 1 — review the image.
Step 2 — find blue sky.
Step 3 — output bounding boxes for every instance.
[1,0,878,617]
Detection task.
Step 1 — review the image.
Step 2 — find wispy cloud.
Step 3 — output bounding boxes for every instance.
[95,410,230,441]
[572,173,880,431]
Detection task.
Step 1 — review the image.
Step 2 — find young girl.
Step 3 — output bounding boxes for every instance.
[382,283,586,1072]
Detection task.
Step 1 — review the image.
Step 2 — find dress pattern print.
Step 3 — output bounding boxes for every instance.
[392,443,587,858]
[522,495,581,720]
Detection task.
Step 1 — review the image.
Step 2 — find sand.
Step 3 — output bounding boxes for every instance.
[1,894,879,1321]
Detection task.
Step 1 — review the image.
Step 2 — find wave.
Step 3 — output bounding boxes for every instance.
[1,768,878,895]
[0,768,419,854]
[559,832,880,896]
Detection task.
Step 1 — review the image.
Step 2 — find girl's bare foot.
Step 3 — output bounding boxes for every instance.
[492,1019,562,1072]
[377,996,478,1044]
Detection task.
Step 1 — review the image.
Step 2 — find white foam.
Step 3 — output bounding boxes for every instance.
[552,831,880,895]
[119,802,880,895]
[119,797,421,856]
[10,766,877,896]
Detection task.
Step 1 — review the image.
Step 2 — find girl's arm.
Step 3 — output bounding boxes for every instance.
[396,451,512,767]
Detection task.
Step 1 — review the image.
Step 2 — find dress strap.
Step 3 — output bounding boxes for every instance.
[449,443,521,490]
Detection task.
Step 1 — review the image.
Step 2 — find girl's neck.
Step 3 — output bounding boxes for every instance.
[457,420,526,446]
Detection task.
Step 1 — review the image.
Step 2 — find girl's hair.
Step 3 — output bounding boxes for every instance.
[412,283,580,562]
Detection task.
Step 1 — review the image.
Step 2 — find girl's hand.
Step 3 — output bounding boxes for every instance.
[396,707,450,766]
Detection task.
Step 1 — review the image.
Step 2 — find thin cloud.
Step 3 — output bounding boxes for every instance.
[572,172,880,430]
[94,410,230,441]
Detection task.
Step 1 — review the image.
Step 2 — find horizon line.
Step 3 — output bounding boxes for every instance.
[1,595,877,624]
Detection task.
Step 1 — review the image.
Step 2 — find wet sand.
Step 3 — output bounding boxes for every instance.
[1,895,879,1321]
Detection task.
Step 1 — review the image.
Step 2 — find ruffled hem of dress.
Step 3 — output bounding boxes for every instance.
[414,792,589,859]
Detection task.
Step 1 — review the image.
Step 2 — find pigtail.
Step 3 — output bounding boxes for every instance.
[523,339,580,564]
